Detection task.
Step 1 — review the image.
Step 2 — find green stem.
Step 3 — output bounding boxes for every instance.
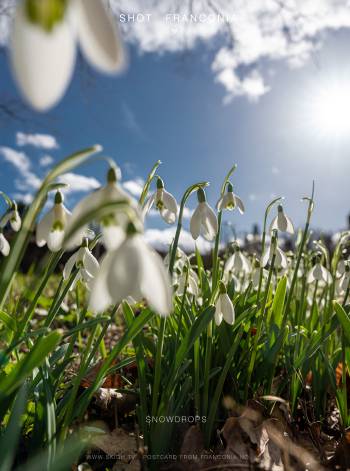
[244,250,276,402]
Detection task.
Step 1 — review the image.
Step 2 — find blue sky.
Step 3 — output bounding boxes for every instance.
[1,4,350,251]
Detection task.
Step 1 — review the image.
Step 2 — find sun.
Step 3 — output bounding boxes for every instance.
[307,79,350,138]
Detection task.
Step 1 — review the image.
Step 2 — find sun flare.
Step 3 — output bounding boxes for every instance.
[308,79,350,138]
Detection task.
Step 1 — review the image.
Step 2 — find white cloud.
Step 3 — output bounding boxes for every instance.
[121,102,143,136]
[271,166,280,175]
[3,1,350,101]
[12,192,33,205]
[182,207,194,219]
[16,132,59,149]
[0,146,30,170]
[57,173,101,193]
[110,0,350,102]
[122,178,144,197]
[144,227,211,253]
[0,146,41,191]
[39,155,54,167]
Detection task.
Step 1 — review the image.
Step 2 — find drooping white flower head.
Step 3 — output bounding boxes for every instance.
[224,245,251,276]
[0,232,10,257]
[63,238,99,290]
[0,201,22,232]
[251,260,268,289]
[216,183,245,214]
[65,166,140,251]
[36,191,71,252]
[143,177,178,224]
[164,247,188,271]
[337,259,346,277]
[307,256,333,285]
[270,205,294,234]
[261,232,288,270]
[174,266,199,297]
[214,282,235,326]
[190,188,218,242]
[10,0,125,111]
[89,223,173,317]
[72,0,125,74]
[336,264,350,295]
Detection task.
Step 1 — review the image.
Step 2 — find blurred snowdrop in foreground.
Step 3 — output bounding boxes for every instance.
[10,0,126,111]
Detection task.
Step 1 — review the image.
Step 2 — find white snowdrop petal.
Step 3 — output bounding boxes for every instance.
[221,294,235,325]
[142,194,155,219]
[138,240,173,316]
[162,190,178,215]
[83,249,100,277]
[102,225,126,251]
[10,3,76,111]
[105,239,142,305]
[313,263,323,281]
[269,217,278,233]
[63,252,78,280]
[307,268,315,284]
[285,216,295,234]
[204,203,218,234]
[11,217,21,232]
[234,195,245,214]
[190,206,202,240]
[0,234,10,256]
[36,209,55,247]
[47,229,64,252]
[214,298,223,326]
[277,212,288,232]
[160,208,176,224]
[89,252,114,312]
[216,196,224,211]
[261,248,270,268]
[74,0,125,73]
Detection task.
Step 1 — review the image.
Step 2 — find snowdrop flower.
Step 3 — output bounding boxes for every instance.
[262,232,288,270]
[336,264,350,295]
[251,260,268,289]
[89,223,172,317]
[63,238,99,290]
[307,257,333,285]
[36,191,71,252]
[214,282,235,326]
[174,266,199,297]
[10,0,125,111]
[66,166,139,251]
[0,232,10,257]
[270,205,294,234]
[143,177,178,224]
[216,183,245,214]
[0,201,21,232]
[190,188,218,242]
[224,245,251,275]
[337,259,346,277]
[164,247,188,271]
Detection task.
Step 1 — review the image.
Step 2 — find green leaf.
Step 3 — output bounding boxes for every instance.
[0,384,27,471]
[334,301,350,345]
[45,144,102,181]
[173,305,215,373]
[0,332,61,397]
[0,310,16,332]
[270,276,287,328]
